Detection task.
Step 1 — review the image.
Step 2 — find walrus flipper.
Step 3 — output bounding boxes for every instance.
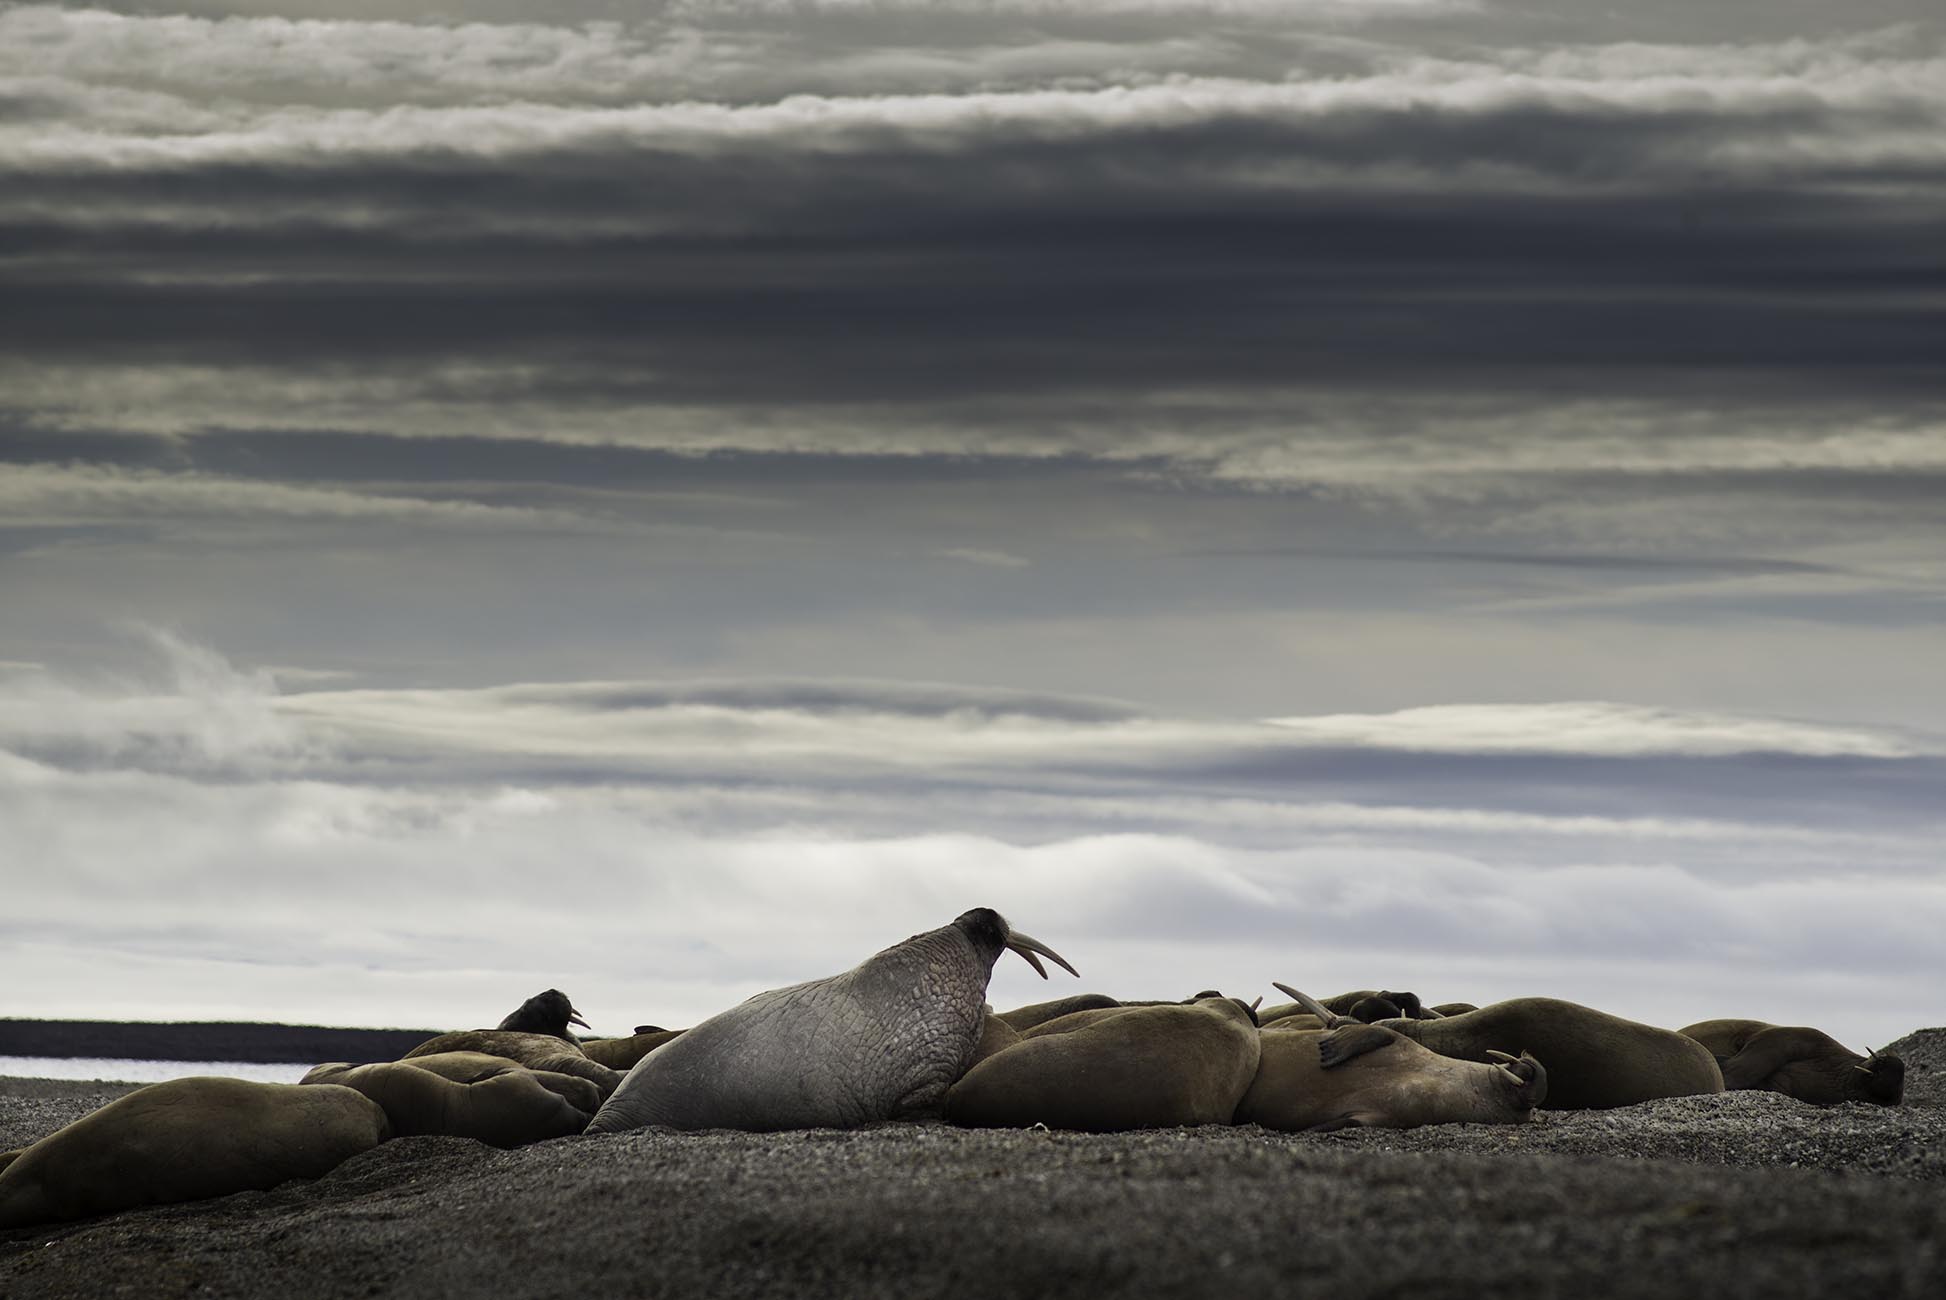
[1304,1115,1364,1133]
[1317,1024,1401,1070]
[1717,1026,1833,1091]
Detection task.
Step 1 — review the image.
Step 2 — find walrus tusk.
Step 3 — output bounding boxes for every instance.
[1484,1050,1521,1065]
[569,1009,592,1030]
[1249,996,1263,1012]
[1271,982,1345,1029]
[1006,931,1079,980]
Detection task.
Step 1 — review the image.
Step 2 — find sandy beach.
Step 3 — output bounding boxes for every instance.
[3,1028,1943,1299]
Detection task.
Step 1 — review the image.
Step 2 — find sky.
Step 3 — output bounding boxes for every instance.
[1,1,1942,1052]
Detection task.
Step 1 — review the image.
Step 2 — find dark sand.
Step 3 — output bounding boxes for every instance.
[4,1029,1943,1299]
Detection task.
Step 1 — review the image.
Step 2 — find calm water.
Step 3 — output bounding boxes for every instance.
[0,1056,311,1084]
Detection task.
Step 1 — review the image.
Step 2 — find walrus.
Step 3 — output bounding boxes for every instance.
[580,1029,686,1071]
[586,907,1077,1133]
[1320,989,1723,1110]
[1020,994,1259,1041]
[1259,990,1432,1026]
[994,993,1123,1033]
[945,996,1261,1131]
[401,1032,621,1098]
[299,1056,595,1146]
[0,1077,390,1228]
[1238,990,1544,1131]
[1678,1020,1905,1106]
[495,988,591,1039]
[970,1012,1024,1066]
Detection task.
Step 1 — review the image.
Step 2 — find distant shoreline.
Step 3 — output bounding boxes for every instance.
[0,1019,439,1065]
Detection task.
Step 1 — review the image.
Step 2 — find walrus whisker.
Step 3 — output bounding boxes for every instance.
[1270,982,1345,1029]
[1006,931,1079,980]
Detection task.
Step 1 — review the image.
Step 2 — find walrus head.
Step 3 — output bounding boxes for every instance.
[1849,1049,1906,1105]
[1486,1049,1548,1111]
[1350,992,1426,1023]
[953,908,1079,980]
[496,988,592,1039]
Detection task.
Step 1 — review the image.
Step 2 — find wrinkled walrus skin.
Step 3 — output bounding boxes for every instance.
[0,1077,390,1229]
[586,908,1075,1133]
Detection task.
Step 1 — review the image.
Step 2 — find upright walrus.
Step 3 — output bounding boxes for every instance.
[0,1077,389,1228]
[1367,995,1724,1110]
[587,907,1077,1133]
[1678,1019,1904,1106]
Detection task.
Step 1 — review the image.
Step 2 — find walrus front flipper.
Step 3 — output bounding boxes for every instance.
[1317,1023,1401,1069]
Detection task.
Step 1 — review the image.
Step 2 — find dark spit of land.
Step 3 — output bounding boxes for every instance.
[2,1027,1943,1299]
[0,1019,440,1065]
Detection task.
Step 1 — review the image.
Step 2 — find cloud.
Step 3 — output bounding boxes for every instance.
[0,462,615,533]
[2,635,1939,1044]
[1260,700,1921,758]
[936,547,1031,569]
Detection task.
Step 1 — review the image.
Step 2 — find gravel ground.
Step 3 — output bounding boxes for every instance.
[3,1028,1942,1299]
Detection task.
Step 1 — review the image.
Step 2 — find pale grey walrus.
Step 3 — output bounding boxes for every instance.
[1678,1019,1904,1106]
[944,996,1261,1132]
[299,1056,596,1146]
[0,1077,390,1228]
[1238,988,1543,1131]
[1356,993,1724,1110]
[586,907,1077,1133]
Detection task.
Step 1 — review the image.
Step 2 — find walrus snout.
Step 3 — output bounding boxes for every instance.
[1853,1052,1906,1104]
[1487,1050,1548,1110]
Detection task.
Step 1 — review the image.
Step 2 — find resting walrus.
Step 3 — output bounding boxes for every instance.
[0,1077,389,1228]
[1359,993,1724,1110]
[945,996,1261,1131]
[300,1053,601,1145]
[1238,994,1544,1131]
[1678,1020,1904,1106]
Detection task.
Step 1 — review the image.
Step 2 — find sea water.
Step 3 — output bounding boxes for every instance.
[0,1056,311,1084]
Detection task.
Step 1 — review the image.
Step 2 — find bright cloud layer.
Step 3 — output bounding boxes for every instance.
[2,636,1939,1047]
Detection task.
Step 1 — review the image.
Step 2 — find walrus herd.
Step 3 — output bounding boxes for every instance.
[0,906,1909,1229]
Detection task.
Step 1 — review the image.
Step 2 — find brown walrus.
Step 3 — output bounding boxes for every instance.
[994,993,1124,1032]
[1340,990,1723,1110]
[401,1031,621,1097]
[1678,1019,1904,1106]
[579,1029,686,1072]
[1237,995,1544,1131]
[299,1055,596,1145]
[945,997,1261,1132]
[0,1077,389,1228]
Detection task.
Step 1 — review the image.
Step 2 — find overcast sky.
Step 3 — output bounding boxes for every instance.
[2,1,1941,1053]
